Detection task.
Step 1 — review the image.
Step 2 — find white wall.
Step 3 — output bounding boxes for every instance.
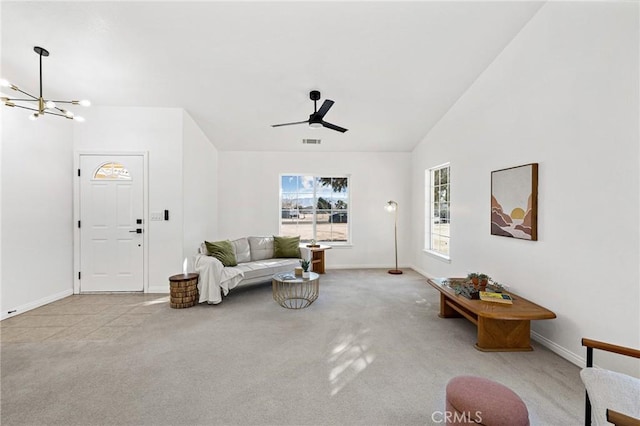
[218,151,411,269]
[182,110,218,267]
[411,2,639,375]
[0,4,3,319]
[73,107,185,291]
[1,109,75,318]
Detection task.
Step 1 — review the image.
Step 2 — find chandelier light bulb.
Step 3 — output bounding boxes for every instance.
[0,79,10,87]
[29,112,39,121]
[78,99,91,107]
[45,100,56,109]
[63,109,74,118]
[74,116,85,122]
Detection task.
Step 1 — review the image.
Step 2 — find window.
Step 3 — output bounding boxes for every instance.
[280,175,350,243]
[426,164,450,258]
[93,162,131,180]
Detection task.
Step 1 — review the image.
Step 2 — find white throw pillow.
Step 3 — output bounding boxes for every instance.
[248,236,274,261]
[580,367,640,426]
[231,238,251,264]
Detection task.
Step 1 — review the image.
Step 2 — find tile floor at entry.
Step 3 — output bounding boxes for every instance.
[0,294,169,343]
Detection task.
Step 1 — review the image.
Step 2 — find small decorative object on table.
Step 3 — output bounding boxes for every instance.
[445,275,504,301]
[491,282,504,293]
[478,273,490,290]
[467,272,479,287]
[460,286,480,300]
[479,291,513,304]
[300,259,311,278]
[294,266,303,277]
[445,278,480,299]
[306,239,320,248]
[466,272,492,290]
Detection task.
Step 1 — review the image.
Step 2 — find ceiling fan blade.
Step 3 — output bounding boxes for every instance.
[322,121,348,133]
[316,99,334,119]
[271,120,309,128]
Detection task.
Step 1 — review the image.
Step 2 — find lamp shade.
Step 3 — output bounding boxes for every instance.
[385,200,398,212]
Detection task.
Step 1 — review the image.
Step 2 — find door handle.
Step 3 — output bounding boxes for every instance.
[129,228,143,234]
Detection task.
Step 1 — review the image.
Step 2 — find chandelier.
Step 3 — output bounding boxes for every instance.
[1,46,90,121]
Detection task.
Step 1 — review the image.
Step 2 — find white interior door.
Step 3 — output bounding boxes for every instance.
[79,155,144,292]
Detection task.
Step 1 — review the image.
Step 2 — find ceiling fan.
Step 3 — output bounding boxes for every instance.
[272,90,348,133]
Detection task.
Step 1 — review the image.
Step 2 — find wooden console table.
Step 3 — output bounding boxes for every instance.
[427,277,556,352]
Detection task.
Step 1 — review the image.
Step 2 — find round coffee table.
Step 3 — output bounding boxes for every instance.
[272,272,320,309]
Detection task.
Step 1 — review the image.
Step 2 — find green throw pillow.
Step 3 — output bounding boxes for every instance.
[273,235,301,258]
[204,240,237,267]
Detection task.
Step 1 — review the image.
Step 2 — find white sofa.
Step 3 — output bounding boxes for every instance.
[194,236,311,304]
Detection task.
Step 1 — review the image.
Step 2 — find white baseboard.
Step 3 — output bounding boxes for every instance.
[409,264,431,279]
[531,331,585,368]
[327,264,413,270]
[147,285,169,294]
[1,288,73,321]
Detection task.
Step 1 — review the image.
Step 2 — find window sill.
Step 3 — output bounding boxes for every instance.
[423,249,451,263]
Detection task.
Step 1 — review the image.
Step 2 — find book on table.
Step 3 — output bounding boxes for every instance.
[479,291,513,304]
[279,273,298,281]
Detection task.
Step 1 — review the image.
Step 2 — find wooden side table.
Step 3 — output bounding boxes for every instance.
[306,245,331,274]
[169,273,199,309]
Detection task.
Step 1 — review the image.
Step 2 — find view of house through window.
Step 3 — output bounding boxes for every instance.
[280,175,350,243]
[426,164,450,257]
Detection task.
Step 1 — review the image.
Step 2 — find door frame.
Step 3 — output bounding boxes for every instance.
[73,151,149,294]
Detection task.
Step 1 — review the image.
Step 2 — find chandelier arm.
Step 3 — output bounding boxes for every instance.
[2,98,38,102]
[47,100,77,104]
[11,104,40,112]
[54,106,74,117]
[8,105,70,118]
[42,110,71,118]
[11,87,38,100]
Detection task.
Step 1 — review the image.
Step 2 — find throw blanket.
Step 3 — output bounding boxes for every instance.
[194,255,244,304]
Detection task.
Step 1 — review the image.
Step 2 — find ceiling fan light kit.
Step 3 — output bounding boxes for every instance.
[1,46,90,121]
[272,90,348,133]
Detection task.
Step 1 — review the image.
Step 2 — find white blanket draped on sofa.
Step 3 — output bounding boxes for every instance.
[194,255,245,304]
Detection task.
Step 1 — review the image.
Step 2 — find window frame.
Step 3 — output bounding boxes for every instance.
[425,163,450,261]
[279,174,351,245]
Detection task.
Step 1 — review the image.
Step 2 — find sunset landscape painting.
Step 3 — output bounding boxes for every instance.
[491,163,538,241]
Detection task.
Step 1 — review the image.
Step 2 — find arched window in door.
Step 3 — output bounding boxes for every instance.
[93,162,132,180]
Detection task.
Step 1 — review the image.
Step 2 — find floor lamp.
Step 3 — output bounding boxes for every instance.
[385,200,402,275]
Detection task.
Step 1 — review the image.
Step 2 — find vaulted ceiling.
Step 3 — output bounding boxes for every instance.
[1,1,543,152]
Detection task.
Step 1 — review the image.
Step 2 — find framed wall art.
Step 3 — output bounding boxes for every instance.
[490,163,538,241]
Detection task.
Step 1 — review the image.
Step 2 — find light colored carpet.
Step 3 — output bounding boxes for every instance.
[0,269,583,425]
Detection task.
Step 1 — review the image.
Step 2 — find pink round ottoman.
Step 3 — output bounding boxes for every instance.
[445,376,529,426]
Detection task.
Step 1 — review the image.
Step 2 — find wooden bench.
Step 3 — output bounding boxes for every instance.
[427,277,556,352]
